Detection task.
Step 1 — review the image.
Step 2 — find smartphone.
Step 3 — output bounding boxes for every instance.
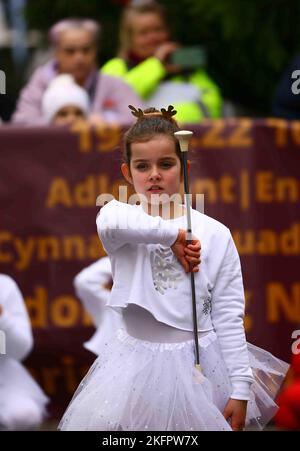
[169,46,207,69]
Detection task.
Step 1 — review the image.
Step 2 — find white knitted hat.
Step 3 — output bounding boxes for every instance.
[42,74,90,123]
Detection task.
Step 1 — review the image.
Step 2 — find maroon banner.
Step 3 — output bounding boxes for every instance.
[0,119,299,418]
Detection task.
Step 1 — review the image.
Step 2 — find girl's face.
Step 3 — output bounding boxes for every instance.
[130,12,168,59]
[53,105,85,126]
[122,135,184,204]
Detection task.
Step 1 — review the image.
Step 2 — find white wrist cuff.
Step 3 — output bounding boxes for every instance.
[230,380,253,401]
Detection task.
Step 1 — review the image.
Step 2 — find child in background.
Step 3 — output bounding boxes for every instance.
[42,74,90,126]
[0,274,48,430]
[59,105,288,431]
[74,257,123,356]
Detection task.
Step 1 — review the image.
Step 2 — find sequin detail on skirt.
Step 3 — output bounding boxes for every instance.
[59,329,288,431]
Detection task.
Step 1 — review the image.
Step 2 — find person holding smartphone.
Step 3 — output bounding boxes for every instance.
[101,1,223,123]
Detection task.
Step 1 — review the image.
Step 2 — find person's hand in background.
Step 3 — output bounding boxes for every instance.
[154,42,182,74]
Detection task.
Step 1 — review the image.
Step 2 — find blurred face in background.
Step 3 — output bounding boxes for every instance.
[55,29,97,85]
[130,12,169,59]
[53,105,85,126]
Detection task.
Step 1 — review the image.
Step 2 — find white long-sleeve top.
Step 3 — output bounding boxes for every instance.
[97,200,254,400]
[74,258,112,328]
[74,258,123,355]
[0,274,33,361]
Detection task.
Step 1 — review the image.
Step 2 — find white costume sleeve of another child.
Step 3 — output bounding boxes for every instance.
[74,257,112,327]
[210,230,254,401]
[0,275,33,361]
[97,200,179,254]
[74,257,123,355]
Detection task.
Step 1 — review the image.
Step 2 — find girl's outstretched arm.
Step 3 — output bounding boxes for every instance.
[97,200,178,254]
[97,200,201,273]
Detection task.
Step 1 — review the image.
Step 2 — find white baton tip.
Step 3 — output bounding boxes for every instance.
[174,130,193,152]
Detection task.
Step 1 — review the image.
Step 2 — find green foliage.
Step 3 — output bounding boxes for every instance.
[25,0,300,115]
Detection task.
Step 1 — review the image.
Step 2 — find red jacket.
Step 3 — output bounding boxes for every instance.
[275,354,300,430]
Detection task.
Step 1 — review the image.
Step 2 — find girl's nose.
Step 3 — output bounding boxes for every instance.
[149,167,161,181]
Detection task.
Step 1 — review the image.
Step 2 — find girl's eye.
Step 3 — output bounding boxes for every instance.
[135,162,175,170]
[161,162,173,168]
[136,164,148,170]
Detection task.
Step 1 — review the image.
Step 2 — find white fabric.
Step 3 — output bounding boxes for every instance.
[0,358,48,430]
[145,81,201,109]
[59,328,289,431]
[123,303,209,343]
[74,258,123,355]
[97,200,255,399]
[1,394,43,431]
[0,274,33,361]
[41,74,90,123]
[0,274,48,430]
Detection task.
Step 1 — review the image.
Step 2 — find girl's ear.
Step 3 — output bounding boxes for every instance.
[121,163,133,185]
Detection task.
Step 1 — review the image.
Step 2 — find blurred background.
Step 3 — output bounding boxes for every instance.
[1,0,300,120]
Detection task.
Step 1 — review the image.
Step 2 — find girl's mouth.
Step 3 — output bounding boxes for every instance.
[148,186,164,193]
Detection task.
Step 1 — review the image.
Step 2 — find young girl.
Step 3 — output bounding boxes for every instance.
[59,106,288,431]
[42,74,90,126]
[0,274,48,430]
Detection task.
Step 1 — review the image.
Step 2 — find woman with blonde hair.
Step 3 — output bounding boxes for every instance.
[102,1,222,123]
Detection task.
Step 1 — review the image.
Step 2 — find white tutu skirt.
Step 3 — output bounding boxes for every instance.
[59,329,289,431]
[0,357,49,429]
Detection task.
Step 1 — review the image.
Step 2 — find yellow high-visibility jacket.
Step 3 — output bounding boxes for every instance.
[101,56,223,123]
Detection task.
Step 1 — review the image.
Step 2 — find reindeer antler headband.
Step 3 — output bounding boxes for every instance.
[128,105,177,121]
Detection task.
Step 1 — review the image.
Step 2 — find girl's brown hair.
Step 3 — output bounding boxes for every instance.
[118,1,169,59]
[123,105,182,169]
